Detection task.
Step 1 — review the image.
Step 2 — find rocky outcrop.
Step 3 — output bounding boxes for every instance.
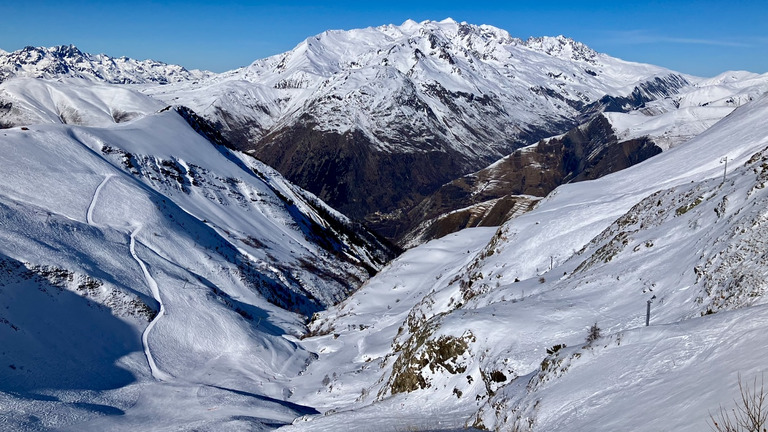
[253,117,514,240]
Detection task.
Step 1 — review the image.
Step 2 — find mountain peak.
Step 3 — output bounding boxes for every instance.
[50,44,84,56]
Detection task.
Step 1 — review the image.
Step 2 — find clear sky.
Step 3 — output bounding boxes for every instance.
[2,0,766,78]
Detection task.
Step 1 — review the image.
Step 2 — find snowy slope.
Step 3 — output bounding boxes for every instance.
[0,45,212,84]
[0,77,167,127]
[0,78,395,431]
[280,93,768,431]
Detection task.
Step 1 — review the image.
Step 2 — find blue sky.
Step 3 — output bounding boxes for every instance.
[2,0,766,77]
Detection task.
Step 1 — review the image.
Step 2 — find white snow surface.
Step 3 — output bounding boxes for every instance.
[279,93,768,431]
[0,77,166,126]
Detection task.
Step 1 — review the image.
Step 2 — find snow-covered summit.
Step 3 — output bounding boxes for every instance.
[230,18,664,96]
[0,44,212,84]
[152,18,684,148]
[523,34,598,63]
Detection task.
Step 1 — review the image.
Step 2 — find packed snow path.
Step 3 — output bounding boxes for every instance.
[84,174,172,381]
[86,174,114,224]
[130,226,173,382]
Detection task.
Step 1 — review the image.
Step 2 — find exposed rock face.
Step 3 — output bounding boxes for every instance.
[579,74,690,120]
[402,196,541,248]
[252,118,543,240]
[174,105,402,276]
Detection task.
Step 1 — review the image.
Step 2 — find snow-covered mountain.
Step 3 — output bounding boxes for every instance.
[0,78,396,430]
[280,88,768,432]
[0,44,212,84]
[144,19,690,240]
[0,77,167,127]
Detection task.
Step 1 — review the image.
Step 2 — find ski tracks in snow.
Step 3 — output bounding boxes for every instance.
[130,226,174,382]
[86,174,115,225]
[86,174,172,382]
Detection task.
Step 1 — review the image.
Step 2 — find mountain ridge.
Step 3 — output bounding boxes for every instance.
[0,44,212,84]
[0,22,695,242]
[3,20,768,431]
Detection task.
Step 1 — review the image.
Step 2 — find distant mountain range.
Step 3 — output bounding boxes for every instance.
[6,23,759,245]
[0,44,211,84]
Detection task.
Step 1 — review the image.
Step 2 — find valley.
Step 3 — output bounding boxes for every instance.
[1,19,767,432]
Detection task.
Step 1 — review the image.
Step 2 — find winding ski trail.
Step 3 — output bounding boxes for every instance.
[130,226,174,382]
[86,174,173,381]
[86,174,114,224]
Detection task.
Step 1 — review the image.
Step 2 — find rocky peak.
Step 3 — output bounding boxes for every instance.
[524,35,598,63]
[49,44,86,59]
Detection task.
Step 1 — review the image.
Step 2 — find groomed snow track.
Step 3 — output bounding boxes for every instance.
[130,226,173,382]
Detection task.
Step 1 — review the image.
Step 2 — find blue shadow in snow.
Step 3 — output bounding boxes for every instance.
[0,254,140,394]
